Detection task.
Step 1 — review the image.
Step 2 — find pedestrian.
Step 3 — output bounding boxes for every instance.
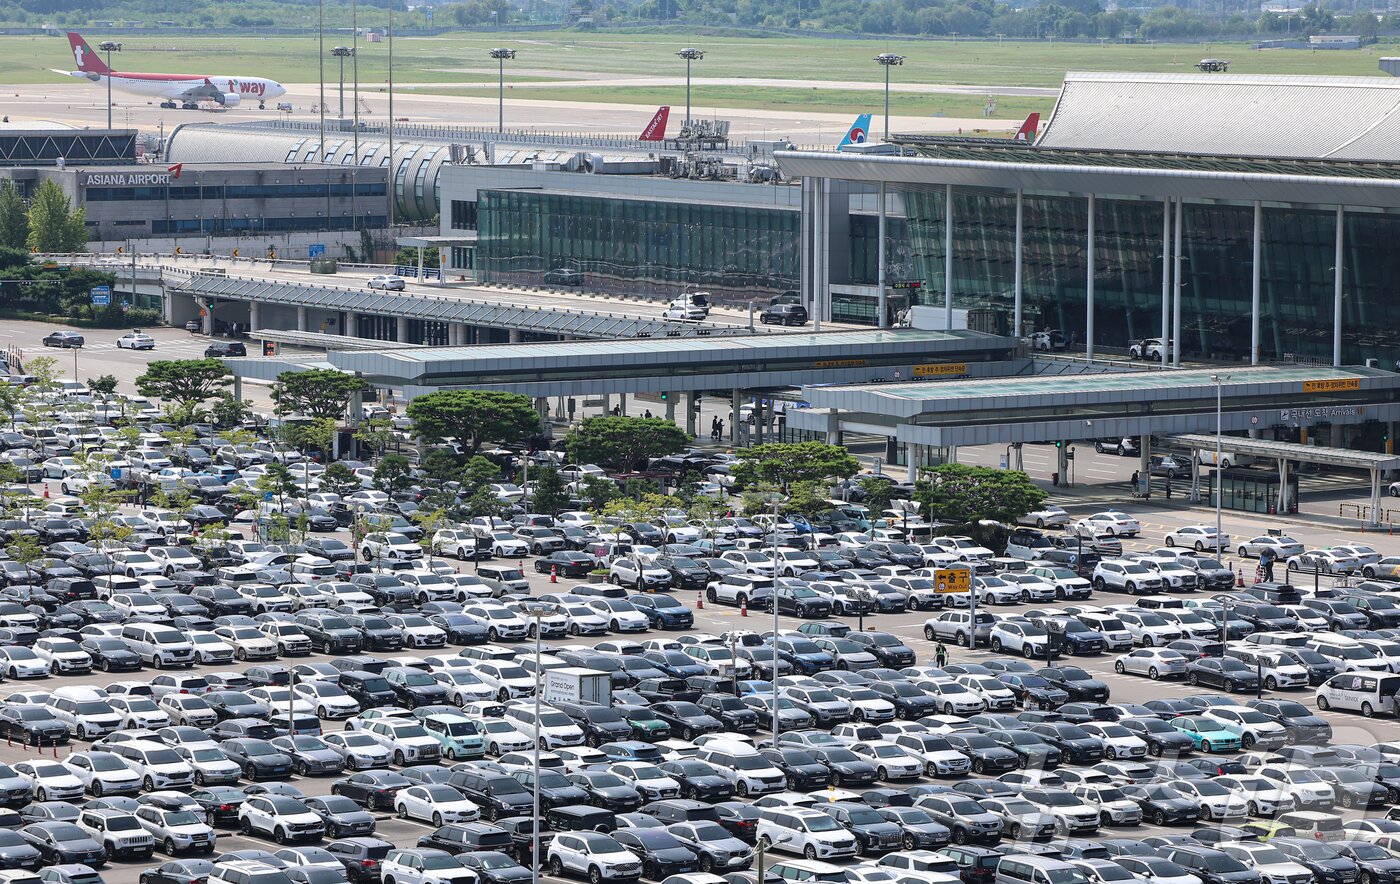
[1261,549,1275,582]
[716,418,725,439]
[644,409,653,419]
[934,642,948,668]
[611,405,621,417]
[1164,477,1173,500]
[1130,470,1140,493]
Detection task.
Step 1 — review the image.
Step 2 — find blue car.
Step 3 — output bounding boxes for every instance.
[629,594,695,630]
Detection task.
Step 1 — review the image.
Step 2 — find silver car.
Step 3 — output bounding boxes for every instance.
[1114,647,1189,679]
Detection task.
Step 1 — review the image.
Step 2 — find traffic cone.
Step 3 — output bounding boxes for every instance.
[1237,569,1244,587]
[697,591,704,610]
[1254,566,1262,584]
[550,565,558,584]
[740,598,748,617]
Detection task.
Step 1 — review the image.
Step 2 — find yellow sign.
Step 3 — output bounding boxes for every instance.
[814,359,868,369]
[913,363,968,377]
[934,568,972,594]
[1303,378,1360,393]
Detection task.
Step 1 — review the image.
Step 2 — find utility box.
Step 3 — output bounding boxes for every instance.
[542,667,611,706]
[310,259,338,274]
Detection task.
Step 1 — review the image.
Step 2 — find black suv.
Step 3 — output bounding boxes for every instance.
[759,304,808,326]
[204,341,247,358]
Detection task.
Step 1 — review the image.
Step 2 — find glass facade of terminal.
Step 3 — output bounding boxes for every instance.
[476,190,800,299]
[900,185,1400,364]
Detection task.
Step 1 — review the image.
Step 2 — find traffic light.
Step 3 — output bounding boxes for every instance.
[660,391,669,401]
[1055,441,1063,448]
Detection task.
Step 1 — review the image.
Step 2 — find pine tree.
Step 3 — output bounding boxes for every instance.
[0,182,28,250]
[26,179,86,252]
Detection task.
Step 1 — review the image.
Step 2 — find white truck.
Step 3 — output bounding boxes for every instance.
[541,667,611,706]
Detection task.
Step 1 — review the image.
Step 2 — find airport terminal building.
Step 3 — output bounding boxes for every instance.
[778,72,1400,363]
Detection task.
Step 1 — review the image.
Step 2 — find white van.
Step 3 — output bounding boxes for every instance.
[92,575,141,599]
[697,740,787,797]
[1315,672,1400,717]
[45,686,123,739]
[119,624,196,669]
[106,738,196,791]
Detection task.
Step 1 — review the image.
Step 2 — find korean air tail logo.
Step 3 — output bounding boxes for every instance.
[839,113,872,149]
[847,126,867,143]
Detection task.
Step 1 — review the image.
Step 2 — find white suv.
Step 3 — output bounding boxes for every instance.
[1091,561,1164,596]
[546,832,643,883]
[757,807,859,859]
[696,742,787,797]
[360,719,442,766]
[237,794,325,843]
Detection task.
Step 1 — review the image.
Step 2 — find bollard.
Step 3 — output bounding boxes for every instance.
[550,565,558,584]
[1237,569,1244,587]
[697,591,704,610]
[740,598,747,618]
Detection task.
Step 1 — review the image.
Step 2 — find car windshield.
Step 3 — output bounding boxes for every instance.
[421,855,462,871]
[164,811,202,826]
[804,815,843,832]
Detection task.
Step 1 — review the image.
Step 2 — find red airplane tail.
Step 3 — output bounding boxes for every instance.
[67,32,109,75]
[1013,112,1040,143]
[639,106,670,142]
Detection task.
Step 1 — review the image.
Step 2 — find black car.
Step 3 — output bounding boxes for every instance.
[510,770,590,811]
[446,772,533,821]
[984,730,1063,770]
[304,795,376,839]
[1271,838,1361,884]
[457,851,532,884]
[204,693,272,723]
[629,594,696,630]
[534,552,594,579]
[809,746,879,787]
[566,770,642,813]
[327,837,393,884]
[0,707,68,747]
[189,787,246,827]
[657,760,735,801]
[219,738,293,780]
[342,615,405,651]
[139,860,215,884]
[758,747,830,790]
[1186,657,1261,693]
[996,674,1069,710]
[1119,717,1196,757]
[696,695,759,733]
[1025,723,1105,765]
[552,701,633,747]
[415,822,512,856]
[760,304,808,326]
[1121,785,1201,826]
[649,702,722,741]
[191,587,254,617]
[0,828,43,869]
[1036,667,1110,702]
[295,613,364,655]
[1247,699,1333,745]
[18,822,104,867]
[652,558,710,592]
[943,733,1020,774]
[1333,840,1400,882]
[332,771,413,811]
[204,341,246,358]
[817,802,904,855]
[613,828,700,878]
[847,632,917,667]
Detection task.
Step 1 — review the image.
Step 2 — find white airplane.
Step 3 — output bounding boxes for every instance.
[55,32,287,110]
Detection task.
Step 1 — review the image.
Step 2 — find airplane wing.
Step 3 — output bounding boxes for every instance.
[52,69,100,82]
[175,80,224,102]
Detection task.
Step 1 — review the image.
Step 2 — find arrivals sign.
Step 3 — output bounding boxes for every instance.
[83,172,172,187]
[1280,406,1362,421]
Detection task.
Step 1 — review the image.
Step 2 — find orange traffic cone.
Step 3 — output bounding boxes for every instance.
[1237,569,1244,587]
[740,598,748,617]
[697,591,704,610]
[550,565,558,584]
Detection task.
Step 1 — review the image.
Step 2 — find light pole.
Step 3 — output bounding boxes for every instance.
[332,47,353,118]
[771,493,781,745]
[874,52,905,143]
[99,41,121,130]
[1212,374,1228,560]
[520,602,553,884]
[489,48,516,134]
[676,48,704,130]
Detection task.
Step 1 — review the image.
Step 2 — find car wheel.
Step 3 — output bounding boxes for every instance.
[165,838,178,855]
[953,828,968,845]
[1188,672,1199,686]
[924,626,936,641]
[991,639,1004,652]
[1204,740,1215,753]
[1151,810,1166,826]
[803,846,818,861]
[1317,696,1331,710]
[1224,679,1236,693]
[143,776,154,791]
[274,827,287,844]
[1165,537,1175,547]
[1364,702,1376,718]
[244,764,256,779]
[957,632,969,648]
[1248,802,1259,816]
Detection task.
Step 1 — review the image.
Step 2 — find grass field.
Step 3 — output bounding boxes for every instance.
[5,30,1397,98]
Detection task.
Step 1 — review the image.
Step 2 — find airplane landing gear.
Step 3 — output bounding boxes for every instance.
[258,103,266,110]
[160,100,177,109]
[181,101,199,110]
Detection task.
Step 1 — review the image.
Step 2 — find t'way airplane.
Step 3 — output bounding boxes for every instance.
[55,32,287,110]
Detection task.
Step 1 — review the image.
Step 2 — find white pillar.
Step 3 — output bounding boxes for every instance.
[1160,197,1170,368]
[877,181,888,329]
[1260,201,1271,367]
[1334,205,1344,367]
[344,311,356,338]
[730,389,740,446]
[1013,189,1024,339]
[296,306,307,332]
[1172,197,1184,367]
[248,302,261,333]
[508,328,522,344]
[416,245,425,283]
[396,316,409,342]
[684,394,696,438]
[814,177,826,332]
[1085,193,1096,363]
[943,184,954,330]
[907,445,918,483]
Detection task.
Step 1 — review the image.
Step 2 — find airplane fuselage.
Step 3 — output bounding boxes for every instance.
[67,70,286,106]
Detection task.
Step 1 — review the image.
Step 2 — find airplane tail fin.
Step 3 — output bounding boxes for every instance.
[838,113,872,149]
[1013,112,1040,144]
[639,106,670,141]
[67,32,109,75]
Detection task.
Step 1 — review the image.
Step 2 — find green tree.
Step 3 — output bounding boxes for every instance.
[0,382,20,429]
[421,449,465,485]
[211,393,253,429]
[580,474,622,511]
[86,374,118,397]
[783,480,831,518]
[136,359,232,409]
[319,462,361,498]
[463,486,508,519]
[731,442,860,491]
[257,464,300,513]
[914,463,1047,526]
[373,453,415,494]
[565,416,688,473]
[461,455,503,491]
[601,492,678,525]
[26,179,86,252]
[859,475,896,516]
[527,466,570,515]
[271,369,366,419]
[354,416,395,456]
[0,182,28,251]
[413,508,450,563]
[407,390,539,454]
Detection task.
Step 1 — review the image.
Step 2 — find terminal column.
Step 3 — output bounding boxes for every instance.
[1057,444,1069,488]
[296,307,308,332]
[509,329,522,344]
[730,388,740,446]
[344,312,357,338]
[684,394,696,439]
[396,316,409,343]
[248,302,261,334]
[665,396,676,427]
[1138,436,1151,496]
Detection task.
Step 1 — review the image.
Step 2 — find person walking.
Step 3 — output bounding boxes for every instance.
[1261,548,1275,582]
[1164,477,1173,500]
[934,642,948,668]
[716,418,725,440]
[1130,470,1140,494]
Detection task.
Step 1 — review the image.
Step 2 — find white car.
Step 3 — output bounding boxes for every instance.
[1003,573,1058,603]
[462,605,529,642]
[432,670,495,706]
[294,681,362,719]
[214,626,280,661]
[323,732,393,770]
[0,647,50,680]
[1256,764,1336,809]
[479,719,533,756]
[359,719,442,766]
[954,675,1017,711]
[1237,535,1306,560]
[1167,778,1248,821]
[1219,844,1314,884]
[158,694,219,729]
[1287,550,1361,574]
[174,745,242,785]
[973,576,1022,605]
[610,762,682,802]
[135,802,217,855]
[13,760,85,801]
[916,680,987,716]
[488,532,529,557]
[546,832,644,881]
[1019,505,1071,529]
[1079,724,1149,760]
[1215,775,1297,816]
[585,599,651,633]
[848,740,923,781]
[65,751,143,796]
[1113,648,1188,680]
[1203,708,1289,751]
[188,632,237,665]
[237,794,325,842]
[1333,544,1382,568]
[1115,610,1183,647]
[1164,525,1229,553]
[31,638,92,675]
[394,784,480,825]
[360,533,422,561]
[368,275,407,291]
[1074,512,1141,537]
[108,696,170,730]
[929,536,995,560]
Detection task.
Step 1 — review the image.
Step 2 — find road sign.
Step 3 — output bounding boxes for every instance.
[934,568,972,594]
[309,244,326,259]
[89,285,111,306]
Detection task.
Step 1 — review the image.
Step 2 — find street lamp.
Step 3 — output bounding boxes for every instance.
[489,48,516,134]
[520,602,553,884]
[332,46,354,118]
[874,52,905,142]
[676,48,704,130]
[98,41,121,130]
[1212,374,1228,560]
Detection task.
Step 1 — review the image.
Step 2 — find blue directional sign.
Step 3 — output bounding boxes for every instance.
[308,244,326,258]
[89,285,111,306]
